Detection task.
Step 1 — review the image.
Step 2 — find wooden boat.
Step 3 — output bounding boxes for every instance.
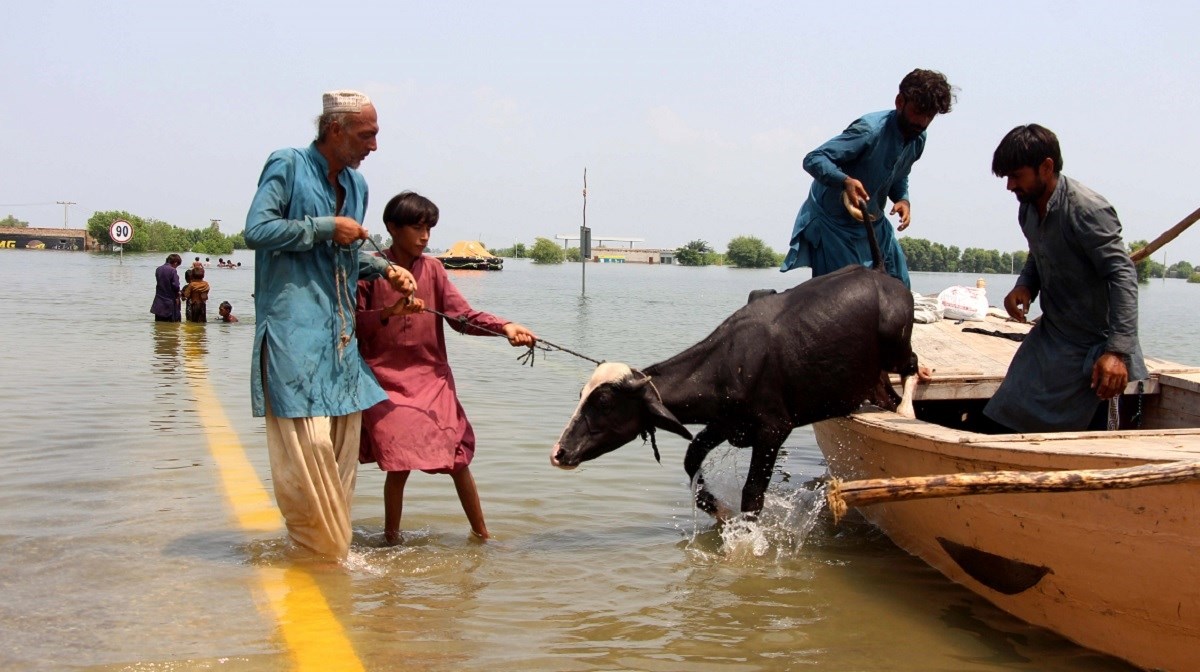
[436,240,504,270]
[813,310,1200,671]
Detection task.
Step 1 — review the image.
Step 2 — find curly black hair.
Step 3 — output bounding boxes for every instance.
[898,69,955,115]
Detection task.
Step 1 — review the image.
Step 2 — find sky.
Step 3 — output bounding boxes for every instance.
[4,1,1200,263]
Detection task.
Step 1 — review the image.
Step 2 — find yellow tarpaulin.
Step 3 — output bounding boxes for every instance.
[437,241,496,258]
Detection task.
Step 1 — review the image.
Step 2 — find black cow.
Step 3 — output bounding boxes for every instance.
[550,218,919,517]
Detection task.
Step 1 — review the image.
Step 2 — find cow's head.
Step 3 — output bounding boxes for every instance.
[551,362,692,469]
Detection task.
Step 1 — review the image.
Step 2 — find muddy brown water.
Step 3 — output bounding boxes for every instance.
[5,249,1194,671]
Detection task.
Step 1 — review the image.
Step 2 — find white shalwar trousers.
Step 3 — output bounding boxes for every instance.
[264,408,362,558]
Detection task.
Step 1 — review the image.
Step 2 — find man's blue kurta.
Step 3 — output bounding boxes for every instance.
[985,175,1147,432]
[245,143,391,418]
[780,110,923,288]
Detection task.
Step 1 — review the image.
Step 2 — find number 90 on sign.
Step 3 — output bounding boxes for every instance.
[109,220,133,244]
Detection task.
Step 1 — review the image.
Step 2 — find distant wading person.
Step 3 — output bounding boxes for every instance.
[780,68,955,288]
[182,266,210,322]
[356,192,536,544]
[244,89,416,559]
[151,253,182,322]
[984,124,1147,433]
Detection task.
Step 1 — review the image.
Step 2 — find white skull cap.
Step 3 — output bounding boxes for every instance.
[322,90,371,114]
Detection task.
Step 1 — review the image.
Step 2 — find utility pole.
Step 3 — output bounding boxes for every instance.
[210,218,221,229]
[581,168,590,296]
[56,200,76,228]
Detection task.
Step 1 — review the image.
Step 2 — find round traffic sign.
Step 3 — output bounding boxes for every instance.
[109,220,133,244]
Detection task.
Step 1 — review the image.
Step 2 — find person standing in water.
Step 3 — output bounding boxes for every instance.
[355,191,536,544]
[151,254,182,322]
[244,89,416,559]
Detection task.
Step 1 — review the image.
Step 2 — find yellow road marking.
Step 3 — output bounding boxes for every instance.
[182,330,365,672]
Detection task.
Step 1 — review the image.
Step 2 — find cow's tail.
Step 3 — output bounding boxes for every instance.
[859,199,886,274]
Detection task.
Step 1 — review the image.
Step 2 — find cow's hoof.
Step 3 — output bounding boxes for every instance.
[694,488,720,516]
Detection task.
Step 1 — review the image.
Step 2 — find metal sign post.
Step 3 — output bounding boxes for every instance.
[581,168,589,296]
[109,219,133,264]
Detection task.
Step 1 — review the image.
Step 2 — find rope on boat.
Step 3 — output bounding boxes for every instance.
[358,236,606,367]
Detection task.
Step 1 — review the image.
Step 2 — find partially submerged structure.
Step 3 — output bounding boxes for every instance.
[436,240,503,271]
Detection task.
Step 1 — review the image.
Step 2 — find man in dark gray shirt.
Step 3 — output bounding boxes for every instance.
[984,124,1146,432]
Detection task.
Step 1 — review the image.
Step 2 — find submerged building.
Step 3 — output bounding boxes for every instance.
[0,227,94,251]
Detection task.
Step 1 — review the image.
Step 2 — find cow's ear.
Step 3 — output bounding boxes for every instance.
[642,385,692,440]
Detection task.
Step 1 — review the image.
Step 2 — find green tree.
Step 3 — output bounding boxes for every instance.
[89,210,151,251]
[565,246,582,262]
[1189,272,1200,284]
[675,240,712,266]
[192,221,234,255]
[1010,250,1027,274]
[491,243,528,258]
[1127,240,1153,283]
[1167,261,1194,279]
[1,214,30,228]
[899,238,932,271]
[88,210,244,253]
[530,237,564,264]
[725,236,781,268]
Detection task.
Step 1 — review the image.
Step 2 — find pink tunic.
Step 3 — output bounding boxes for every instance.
[355,253,509,473]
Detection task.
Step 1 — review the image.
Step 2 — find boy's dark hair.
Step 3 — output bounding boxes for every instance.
[898,69,955,115]
[382,191,439,229]
[166,253,182,265]
[193,266,205,280]
[220,301,232,311]
[991,124,1063,177]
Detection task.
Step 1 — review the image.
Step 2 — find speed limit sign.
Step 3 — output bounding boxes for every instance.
[109,220,133,244]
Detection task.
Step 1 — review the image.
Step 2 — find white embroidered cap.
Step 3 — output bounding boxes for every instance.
[322,90,371,114]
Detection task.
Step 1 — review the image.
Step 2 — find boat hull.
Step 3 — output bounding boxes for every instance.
[439,256,503,270]
[814,410,1200,671]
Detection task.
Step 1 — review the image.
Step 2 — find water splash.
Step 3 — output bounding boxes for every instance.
[684,445,828,563]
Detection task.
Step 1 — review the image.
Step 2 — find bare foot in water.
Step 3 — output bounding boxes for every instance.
[383,530,403,546]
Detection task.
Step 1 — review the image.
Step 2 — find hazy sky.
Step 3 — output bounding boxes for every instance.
[5,1,1200,262]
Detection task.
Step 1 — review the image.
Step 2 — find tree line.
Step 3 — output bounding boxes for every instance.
[21,208,1200,283]
[490,234,1200,282]
[86,211,246,255]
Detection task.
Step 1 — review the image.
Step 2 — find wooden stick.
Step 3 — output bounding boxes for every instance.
[826,460,1200,524]
[1130,205,1200,263]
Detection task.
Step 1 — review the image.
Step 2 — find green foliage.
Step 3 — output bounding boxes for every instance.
[88,210,243,253]
[89,210,150,251]
[565,246,582,262]
[899,238,1025,274]
[1,214,30,228]
[530,237,565,264]
[1127,240,1152,283]
[1167,261,1194,279]
[675,240,712,266]
[491,242,527,258]
[1189,272,1200,284]
[725,236,781,268]
[191,221,234,255]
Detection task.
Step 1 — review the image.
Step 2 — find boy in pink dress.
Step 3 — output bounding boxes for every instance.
[355,191,535,544]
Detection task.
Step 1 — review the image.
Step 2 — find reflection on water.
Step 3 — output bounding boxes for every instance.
[0,252,1176,670]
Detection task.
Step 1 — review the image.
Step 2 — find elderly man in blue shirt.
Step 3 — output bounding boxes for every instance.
[245,90,416,559]
[780,69,955,288]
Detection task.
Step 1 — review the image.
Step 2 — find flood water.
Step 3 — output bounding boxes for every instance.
[2,249,1197,671]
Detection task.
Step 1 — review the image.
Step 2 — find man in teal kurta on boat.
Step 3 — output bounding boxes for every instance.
[245,89,416,559]
[780,69,955,288]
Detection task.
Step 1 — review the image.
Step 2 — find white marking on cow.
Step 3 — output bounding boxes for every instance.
[896,374,918,419]
[551,362,634,467]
